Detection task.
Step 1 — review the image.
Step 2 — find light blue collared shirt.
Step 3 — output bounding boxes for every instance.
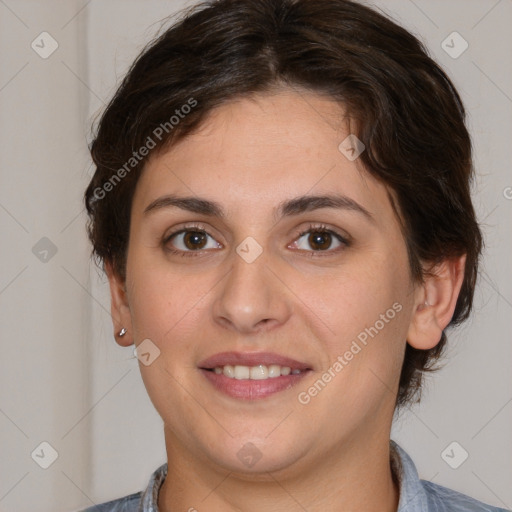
[79,440,509,511]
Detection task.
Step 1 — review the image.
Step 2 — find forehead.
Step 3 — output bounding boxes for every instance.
[132,90,394,225]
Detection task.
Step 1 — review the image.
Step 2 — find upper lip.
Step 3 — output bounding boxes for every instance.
[198,351,312,371]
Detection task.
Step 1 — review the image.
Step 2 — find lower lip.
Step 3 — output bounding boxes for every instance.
[200,369,310,400]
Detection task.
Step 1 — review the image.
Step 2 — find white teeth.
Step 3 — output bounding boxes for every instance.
[223,365,234,378]
[268,364,281,378]
[213,364,301,380]
[250,365,268,380]
[234,365,250,380]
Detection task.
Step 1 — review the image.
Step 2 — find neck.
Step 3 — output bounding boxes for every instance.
[158,430,400,512]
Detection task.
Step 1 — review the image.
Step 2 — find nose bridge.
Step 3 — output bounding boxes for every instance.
[213,239,289,333]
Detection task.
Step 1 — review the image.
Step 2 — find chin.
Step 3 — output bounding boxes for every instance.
[198,429,311,476]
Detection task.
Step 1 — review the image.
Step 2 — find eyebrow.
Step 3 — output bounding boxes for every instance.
[143,193,373,222]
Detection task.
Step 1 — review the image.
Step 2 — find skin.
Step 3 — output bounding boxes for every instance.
[106,88,465,512]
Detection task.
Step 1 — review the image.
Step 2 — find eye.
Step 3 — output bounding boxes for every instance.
[162,222,349,258]
[290,224,349,255]
[163,224,222,256]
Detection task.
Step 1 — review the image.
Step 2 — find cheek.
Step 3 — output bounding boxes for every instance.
[304,275,409,426]
[323,259,407,330]
[311,249,411,378]
[126,248,183,340]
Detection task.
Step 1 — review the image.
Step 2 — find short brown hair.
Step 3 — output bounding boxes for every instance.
[85,0,483,408]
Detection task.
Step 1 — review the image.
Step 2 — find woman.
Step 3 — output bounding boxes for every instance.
[82,0,506,510]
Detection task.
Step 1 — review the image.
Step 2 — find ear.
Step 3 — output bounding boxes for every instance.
[105,261,133,347]
[407,255,466,350]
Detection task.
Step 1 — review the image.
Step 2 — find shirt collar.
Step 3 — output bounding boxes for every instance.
[139,441,426,511]
[138,461,167,512]
[391,440,429,511]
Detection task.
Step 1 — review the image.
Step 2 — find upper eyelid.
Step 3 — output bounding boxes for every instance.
[296,224,347,238]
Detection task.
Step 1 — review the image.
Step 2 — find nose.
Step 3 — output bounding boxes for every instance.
[212,245,291,335]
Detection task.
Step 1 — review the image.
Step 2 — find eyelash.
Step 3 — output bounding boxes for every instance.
[162,223,350,258]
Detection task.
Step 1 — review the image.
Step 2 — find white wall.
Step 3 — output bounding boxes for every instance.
[0,1,510,511]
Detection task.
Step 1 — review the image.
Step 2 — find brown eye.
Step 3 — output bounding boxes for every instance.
[182,231,208,250]
[164,227,221,256]
[307,231,333,251]
[294,229,344,252]
[290,224,350,257]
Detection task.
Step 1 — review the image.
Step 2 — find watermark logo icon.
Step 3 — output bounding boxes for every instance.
[441,32,468,59]
[237,442,263,468]
[441,441,469,469]
[236,237,263,264]
[338,134,365,161]
[31,441,59,469]
[31,32,59,59]
[134,338,161,366]
[32,237,58,263]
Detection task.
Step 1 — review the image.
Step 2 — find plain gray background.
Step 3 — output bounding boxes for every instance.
[0,1,511,511]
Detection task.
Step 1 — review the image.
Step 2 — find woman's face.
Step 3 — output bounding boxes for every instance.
[121,89,419,475]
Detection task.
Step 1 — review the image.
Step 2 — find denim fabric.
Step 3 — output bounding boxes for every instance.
[79,441,509,511]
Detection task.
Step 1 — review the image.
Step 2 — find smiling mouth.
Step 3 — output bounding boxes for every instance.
[205,364,306,380]
[198,352,312,400]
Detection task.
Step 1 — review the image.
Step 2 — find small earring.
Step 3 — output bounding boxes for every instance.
[118,328,127,337]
